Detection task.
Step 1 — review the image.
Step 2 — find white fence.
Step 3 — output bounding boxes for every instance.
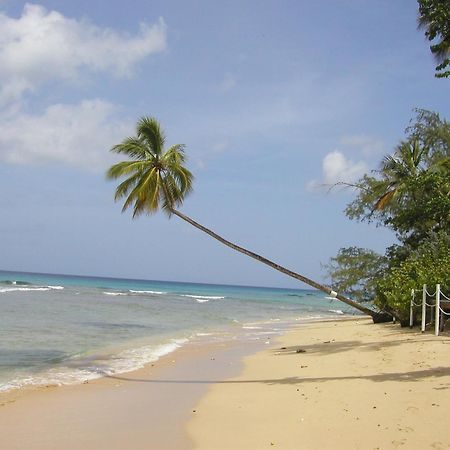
[410,284,450,336]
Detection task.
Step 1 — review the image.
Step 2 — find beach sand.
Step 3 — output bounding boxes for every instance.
[1,318,449,449]
[188,318,450,449]
[0,337,264,450]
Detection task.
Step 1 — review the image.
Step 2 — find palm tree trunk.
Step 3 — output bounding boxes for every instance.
[171,209,388,321]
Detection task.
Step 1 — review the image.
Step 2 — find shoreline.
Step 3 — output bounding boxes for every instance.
[0,319,284,449]
[2,316,446,449]
[0,313,345,396]
[188,318,450,449]
[0,271,352,397]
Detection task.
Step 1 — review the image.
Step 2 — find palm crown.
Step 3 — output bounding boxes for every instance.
[106,117,193,217]
[373,139,426,211]
[374,138,449,211]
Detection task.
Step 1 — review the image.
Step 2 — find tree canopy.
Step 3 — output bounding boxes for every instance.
[322,247,387,304]
[345,110,450,248]
[106,117,193,217]
[418,0,450,78]
[325,109,450,322]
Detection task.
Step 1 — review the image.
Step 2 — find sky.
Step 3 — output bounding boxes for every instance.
[0,1,449,288]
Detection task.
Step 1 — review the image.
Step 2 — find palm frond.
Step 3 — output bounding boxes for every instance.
[114,172,142,201]
[169,165,194,195]
[137,117,166,156]
[161,173,186,213]
[162,144,187,164]
[374,189,396,211]
[106,160,149,179]
[121,168,159,216]
[110,137,149,160]
[381,154,399,172]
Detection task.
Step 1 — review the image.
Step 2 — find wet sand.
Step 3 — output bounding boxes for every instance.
[0,336,265,450]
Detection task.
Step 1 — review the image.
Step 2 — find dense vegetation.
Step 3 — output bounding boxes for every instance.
[418,0,450,78]
[325,110,450,323]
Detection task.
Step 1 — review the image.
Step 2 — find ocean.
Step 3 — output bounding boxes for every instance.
[0,270,356,393]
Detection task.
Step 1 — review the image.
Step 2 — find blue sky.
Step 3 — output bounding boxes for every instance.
[0,1,449,288]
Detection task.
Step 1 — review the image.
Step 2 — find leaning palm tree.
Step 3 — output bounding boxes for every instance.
[107,117,389,321]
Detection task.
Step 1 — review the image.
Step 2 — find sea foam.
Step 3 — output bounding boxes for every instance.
[182,294,225,300]
[0,338,189,393]
[0,285,64,293]
[129,290,167,295]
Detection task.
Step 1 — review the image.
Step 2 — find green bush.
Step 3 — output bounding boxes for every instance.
[375,232,450,322]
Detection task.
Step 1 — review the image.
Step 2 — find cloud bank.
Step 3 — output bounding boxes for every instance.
[0,3,167,104]
[0,99,132,169]
[0,3,167,168]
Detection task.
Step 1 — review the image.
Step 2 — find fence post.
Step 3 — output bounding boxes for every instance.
[435,284,441,337]
[421,284,427,333]
[409,289,415,328]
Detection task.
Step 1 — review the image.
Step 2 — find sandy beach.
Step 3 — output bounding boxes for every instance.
[1,318,449,449]
[0,336,265,450]
[188,318,450,450]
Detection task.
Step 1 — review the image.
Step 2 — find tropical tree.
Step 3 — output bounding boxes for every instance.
[406,109,450,163]
[346,114,450,247]
[371,139,425,211]
[418,0,450,78]
[107,116,389,321]
[328,110,450,323]
[322,247,388,304]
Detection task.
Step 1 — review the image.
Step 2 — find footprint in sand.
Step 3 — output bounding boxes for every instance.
[392,438,407,447]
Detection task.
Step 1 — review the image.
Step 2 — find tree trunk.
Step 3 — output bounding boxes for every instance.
[171,209,388,321]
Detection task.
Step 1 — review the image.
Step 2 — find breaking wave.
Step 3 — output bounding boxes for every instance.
[0,285,64,293]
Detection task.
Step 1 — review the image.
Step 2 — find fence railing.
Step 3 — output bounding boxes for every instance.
[410,284,450,336]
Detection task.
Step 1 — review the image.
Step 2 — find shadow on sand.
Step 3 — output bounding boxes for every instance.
[103,366,450,386]
[101,326,450,388]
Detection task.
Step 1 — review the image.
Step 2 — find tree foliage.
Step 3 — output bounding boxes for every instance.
[323,247,387,303]
[106,116,193,217]
[345,110,450,247]
[325,109,449,321]
[406,109,450,162]
[375,232,450,321]
[418,0,450,78]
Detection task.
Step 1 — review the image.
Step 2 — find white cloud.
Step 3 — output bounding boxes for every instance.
[0,99,132,169]
[0,3,167,103]
[322,151,368,184]
[308,150,368,191]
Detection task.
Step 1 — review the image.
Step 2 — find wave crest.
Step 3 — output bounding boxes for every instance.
[129,290,167,295]
[182,294,225,300]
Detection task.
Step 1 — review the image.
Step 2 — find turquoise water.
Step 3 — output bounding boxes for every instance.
[0,270,355,393]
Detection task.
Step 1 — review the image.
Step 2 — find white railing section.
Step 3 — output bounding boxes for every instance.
[410,284,450,336]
